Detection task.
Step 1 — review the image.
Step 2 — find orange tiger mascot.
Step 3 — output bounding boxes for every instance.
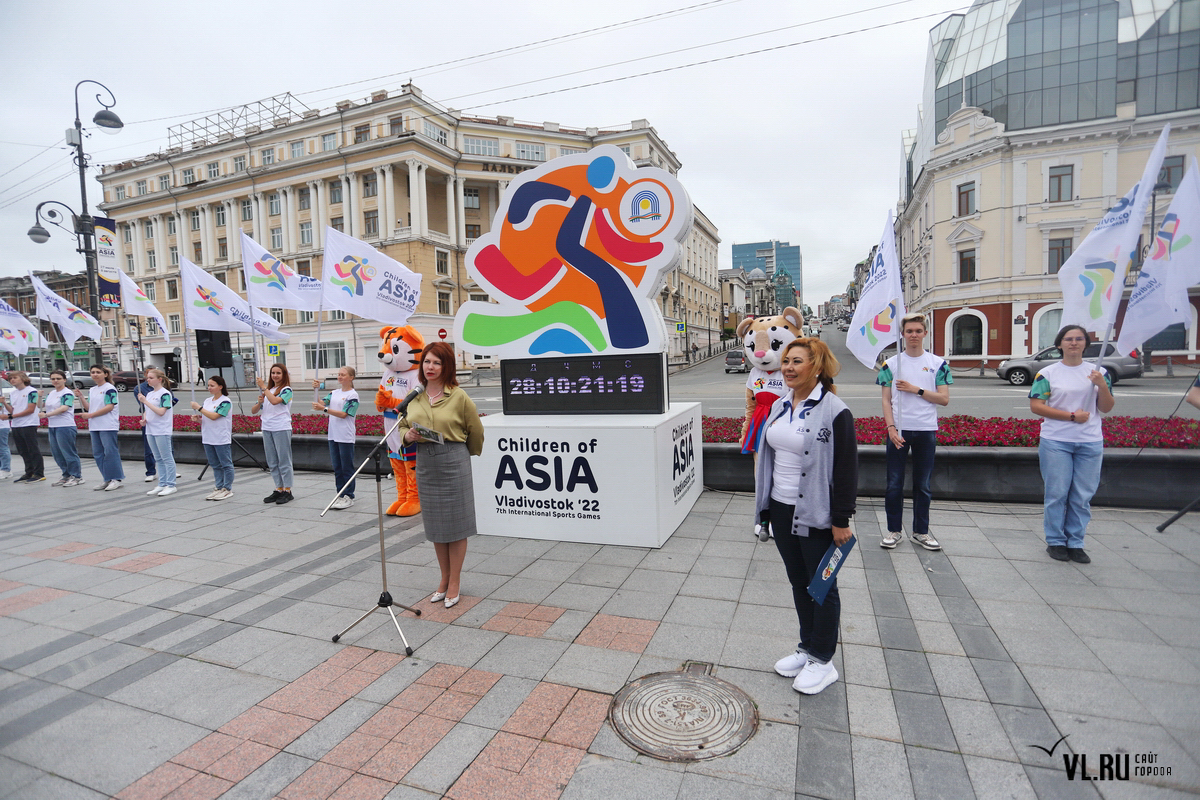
[376,325,425,516]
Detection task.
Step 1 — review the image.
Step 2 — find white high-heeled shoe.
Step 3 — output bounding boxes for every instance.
[444,596,460,609]
[430,591,446,603]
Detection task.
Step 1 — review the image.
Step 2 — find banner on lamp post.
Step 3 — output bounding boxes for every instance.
[94,217,121,308]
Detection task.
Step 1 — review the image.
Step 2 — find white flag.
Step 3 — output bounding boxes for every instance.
[846,211,907,369]
[29,272,103,350]
[0,298,39,354]
[1117,156,1200,354]
[1059,125,1171,333]
[242,233,323,312]
[119,269,170,342]
[322,227,421,325]
[179,258,288,341]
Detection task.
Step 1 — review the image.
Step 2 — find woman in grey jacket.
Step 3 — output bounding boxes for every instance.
[755,338,858,695]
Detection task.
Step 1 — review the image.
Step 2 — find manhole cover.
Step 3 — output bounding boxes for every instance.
[609,671,759,761]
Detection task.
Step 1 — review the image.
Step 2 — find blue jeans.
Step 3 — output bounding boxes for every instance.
[770,498,840,663]
[0,427,10,472]
[885,430,937,535]
[262,430,294,488]
[329,440,355,498]
[203,443,234,490]
[48,427,82,479]
[140,427,155,476]
[147,434,177,488]
[90,430,125,482]
[1039,438,1103,549]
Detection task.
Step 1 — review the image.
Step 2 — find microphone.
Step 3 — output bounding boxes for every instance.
[397,384,425,415]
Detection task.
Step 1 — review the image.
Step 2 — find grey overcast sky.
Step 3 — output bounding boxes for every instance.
[0,0,961,311]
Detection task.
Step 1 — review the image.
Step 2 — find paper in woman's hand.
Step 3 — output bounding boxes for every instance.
[410,422,444,444]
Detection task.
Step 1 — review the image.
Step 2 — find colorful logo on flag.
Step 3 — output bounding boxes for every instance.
[858,299,900,347]
[193,286,224,315]
[1151,213,1192,261]
[65,306,88,323]
[330,256,376,297]
[1078,260,1117,320]
[251,253,295,291]
[0,329,15,341]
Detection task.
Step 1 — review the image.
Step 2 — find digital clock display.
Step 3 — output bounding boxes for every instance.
[501,353,668,415]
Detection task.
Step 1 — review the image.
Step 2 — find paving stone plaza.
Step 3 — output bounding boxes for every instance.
[1,462,1198,799]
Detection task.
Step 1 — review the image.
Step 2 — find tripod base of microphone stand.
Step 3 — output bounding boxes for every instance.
[332,590,421,654]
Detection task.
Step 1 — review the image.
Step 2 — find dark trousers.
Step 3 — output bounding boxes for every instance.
[885,430,937,535]
[770,498,839,663]
[11,427,44,479]
[329,441,356,499]
[140,426,155,476]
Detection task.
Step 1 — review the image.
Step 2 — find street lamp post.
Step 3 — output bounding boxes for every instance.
[27,80,123,367]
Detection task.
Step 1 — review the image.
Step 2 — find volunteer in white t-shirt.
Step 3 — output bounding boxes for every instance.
[4,371,44,483]
[78,365,124,491]
[1029,325,1115,565]
[0,388,10,480]
[41,370,82,486]
[191,375,235,501]
[142,368,177,497]
[312,366,359,510]
[252,363,295,506]
[876,313,952,551]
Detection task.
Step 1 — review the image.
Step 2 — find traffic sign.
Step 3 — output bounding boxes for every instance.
[267,344,279,356]
[438,328,448,340]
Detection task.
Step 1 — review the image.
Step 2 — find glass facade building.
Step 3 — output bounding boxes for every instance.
[731,240,804,308]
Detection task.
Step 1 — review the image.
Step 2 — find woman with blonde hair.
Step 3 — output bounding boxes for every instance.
[142,368,177,497]
[755,338,858,696]
[253,363,295,505]
[312,366,359,509]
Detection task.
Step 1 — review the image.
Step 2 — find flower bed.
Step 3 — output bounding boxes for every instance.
[57,413,1200,448]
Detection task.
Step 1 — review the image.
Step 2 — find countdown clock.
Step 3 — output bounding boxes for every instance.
[500,352,668,415]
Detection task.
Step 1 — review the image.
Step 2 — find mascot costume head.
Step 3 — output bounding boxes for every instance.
[735,307,804,456]
[376,325,425,516]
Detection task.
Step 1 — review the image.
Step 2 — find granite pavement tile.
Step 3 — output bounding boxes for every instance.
[558,754,685,800]
[850,736,914,800]
[962,754,1037,800]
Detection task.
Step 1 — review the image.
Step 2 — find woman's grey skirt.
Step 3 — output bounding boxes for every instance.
[415,440,477,543]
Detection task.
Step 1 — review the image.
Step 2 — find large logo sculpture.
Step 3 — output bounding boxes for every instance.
[453,145,693,357]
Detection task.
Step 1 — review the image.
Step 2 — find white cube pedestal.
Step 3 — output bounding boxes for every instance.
[471,403,703,548]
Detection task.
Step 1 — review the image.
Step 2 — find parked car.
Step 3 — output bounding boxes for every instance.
[724,350,749,373]
[997,343,1142,386]
[70,371,96,390]
[111,371,140,392]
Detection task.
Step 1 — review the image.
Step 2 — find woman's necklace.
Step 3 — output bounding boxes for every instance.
[427,384,444,402]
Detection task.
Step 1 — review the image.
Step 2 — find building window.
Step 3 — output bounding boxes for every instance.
[158,175,170,191]
[956,182,975,216]
[269,193,280,215]
[237,271,247,291]
[218,237,228,260]
[182,168,194,184]
[1048,238,1073,274]
[363,210,379,237]
[261,148,275,165]
[290,141,304,159]
[167,217,176,235]
[619,145,631,155]
[329,180,343,204]
[207,162,220,179]
[390,116,405,136]
[296,260,311,277]
[166,279,178,300]
[329,309,346,321]
[322,132,337,151]
[143,282,156,302]
[465,224,481,240]
[436,250,449,275]
[362,172,377,197]
[126,253,135,270]
[330,216,344,232]
[464,187,480,209]
[194,242,203,262]
[463,136,498,156]
[270,227,282,249]
[354,124,370,144]
[144,220,154,239]
[215,272,226,285]
[298,187,310,210]
[469,292,489,302]
[298,310,314,323]
[168,314,181,335]
[191,210,200,231]
[1049,165,1073,203]
[146,318,159,335]
[952,315,983,355]
[215,205,226,227]
[516,142,546,161]
[123,225,132,242]
[136,180,146,195]
[958,249,977,283]
[423,120,448,145]
[1161,155,1186,193]
[233,155,246,172]
[115,185,126,200]
[270,308,284,324]
[169,246,178,266]
[304,341,346,370]
[438,291,451,315]
[300,221,312,246]
[241,199,253,221]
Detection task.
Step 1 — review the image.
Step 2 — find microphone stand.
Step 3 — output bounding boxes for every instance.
[325,412,421,651]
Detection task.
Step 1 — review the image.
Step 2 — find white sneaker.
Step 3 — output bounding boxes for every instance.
[157,486,178,497]
[64,477,83,487]
[144,474,157,482]
[205,489,222,500]
[146,486,164,496]
[105,480,124,492]
[52,477,69,487]
[94,481,111,491]
[213,489,233,501]
[881,530,905,549]
[0,470,11,480]
[331,495,354,510]
[912,532,942,551]
[792,659,838,695]
[774,649,810,678]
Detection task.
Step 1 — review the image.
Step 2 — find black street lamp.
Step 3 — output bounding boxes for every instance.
[27,80,123,367]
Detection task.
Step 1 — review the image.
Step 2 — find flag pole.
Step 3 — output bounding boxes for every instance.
[182,305,197,406]
[313,283,325,403]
